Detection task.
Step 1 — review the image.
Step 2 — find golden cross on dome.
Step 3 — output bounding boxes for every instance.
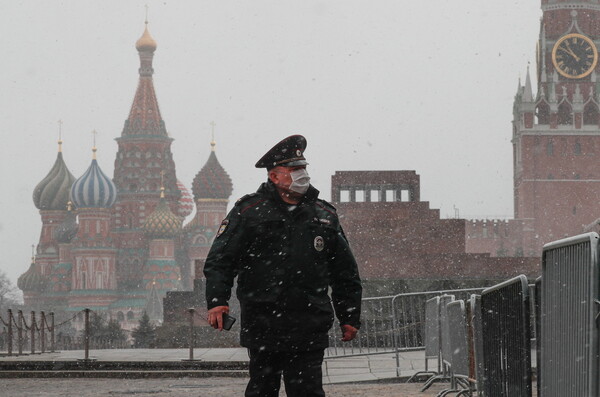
[210,121,216,151]
[145,4,149,24]
[31,244,35,262]
[57,120,63,152]
[91,130,98,159]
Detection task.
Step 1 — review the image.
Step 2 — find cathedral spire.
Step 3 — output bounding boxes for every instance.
[523,65,533,103]
[121,22,166,137]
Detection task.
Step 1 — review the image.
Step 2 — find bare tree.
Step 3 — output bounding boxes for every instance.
[0,271,20,312]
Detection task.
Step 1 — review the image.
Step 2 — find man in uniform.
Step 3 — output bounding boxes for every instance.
[204,135,362,397]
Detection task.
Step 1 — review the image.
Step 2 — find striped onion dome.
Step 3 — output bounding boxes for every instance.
[143,192,183,239]
[192,145,233,201]
[17,261,47,292]
[70,150,117,209]
[176,180,194,218]
[33,150,76,210]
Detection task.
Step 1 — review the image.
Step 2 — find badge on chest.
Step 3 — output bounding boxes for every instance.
[314,236,325,251]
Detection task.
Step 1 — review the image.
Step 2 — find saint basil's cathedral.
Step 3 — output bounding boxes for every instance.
[18,23,233,330]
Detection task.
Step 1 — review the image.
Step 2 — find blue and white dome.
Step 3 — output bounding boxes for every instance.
[70,150,117,208]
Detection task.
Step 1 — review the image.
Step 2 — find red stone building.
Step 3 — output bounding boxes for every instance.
[331,171,538,293]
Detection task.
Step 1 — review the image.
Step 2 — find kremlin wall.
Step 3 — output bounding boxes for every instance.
[20,1,600,330]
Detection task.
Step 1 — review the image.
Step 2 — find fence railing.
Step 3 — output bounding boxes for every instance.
[539,232,600,397]
[480,275,532,397]
[0,309,57,356]
[326,288,485,358]
[0,307,211,361]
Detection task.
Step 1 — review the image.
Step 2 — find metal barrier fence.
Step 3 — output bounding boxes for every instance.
[421,296,441,378]
[469,294,485,396]
[440,294,455,371]
[326,288,484,360]
[480,275,532,397]
[539,232,600,397]
[419,294,455,389]
[446,299,471,395]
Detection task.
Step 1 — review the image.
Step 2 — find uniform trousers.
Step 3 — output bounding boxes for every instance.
[244,348,326,397]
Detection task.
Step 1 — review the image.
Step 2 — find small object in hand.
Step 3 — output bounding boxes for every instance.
[222,313,236,331]
[341,324,358,341]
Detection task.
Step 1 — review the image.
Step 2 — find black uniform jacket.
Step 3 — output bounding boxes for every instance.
[204,181,362,351]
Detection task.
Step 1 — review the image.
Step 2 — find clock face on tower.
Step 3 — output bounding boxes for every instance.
[552,33,598,79]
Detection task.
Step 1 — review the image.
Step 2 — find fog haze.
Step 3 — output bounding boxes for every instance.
[0,1,541,286]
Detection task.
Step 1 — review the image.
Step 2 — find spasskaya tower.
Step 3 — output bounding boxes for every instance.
[512,0,600,254]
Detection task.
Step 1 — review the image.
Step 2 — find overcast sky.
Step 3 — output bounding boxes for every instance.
[0,1,541,286]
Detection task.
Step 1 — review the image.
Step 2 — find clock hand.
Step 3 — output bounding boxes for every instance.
[560,46,581,62]
[564,42,581,62]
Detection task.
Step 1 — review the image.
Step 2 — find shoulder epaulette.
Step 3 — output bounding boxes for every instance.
[235,193,259,206]
[316,199,337,214]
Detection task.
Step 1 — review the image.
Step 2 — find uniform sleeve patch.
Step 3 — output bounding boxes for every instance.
[216,219,229,237]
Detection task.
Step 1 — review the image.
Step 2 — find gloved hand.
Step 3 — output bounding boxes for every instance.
[341,324,358,341]
[207,306,229,330]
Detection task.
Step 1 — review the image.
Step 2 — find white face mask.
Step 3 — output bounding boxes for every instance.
[289,169,310,195]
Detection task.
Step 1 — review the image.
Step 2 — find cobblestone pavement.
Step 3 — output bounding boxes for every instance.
[0,378,450,396]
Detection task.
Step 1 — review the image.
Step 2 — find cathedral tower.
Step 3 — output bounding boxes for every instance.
[512,0,600,255]
[31,138,76,279]
[112,22,181,288]
[185,139,233,283]
[69,146,118,309]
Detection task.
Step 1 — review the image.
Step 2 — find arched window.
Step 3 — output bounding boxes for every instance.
[574,142,582,155]
[536,102,550,124]
[96,273,104,289]
[546,140,554,156]
[117,312,125,322]
[81,272,87,289]
[558,102,573,125]
[127,311,134,321]
[584,103,599,125]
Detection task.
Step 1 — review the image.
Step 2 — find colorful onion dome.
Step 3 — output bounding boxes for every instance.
[70,149,117,209]
[33,149,76,211]
[143,191,183,239]
[17,260,47,292]
[136,24,157,52]
[192,144,233,201]
[55,203,78,243]
[176,180,194,218]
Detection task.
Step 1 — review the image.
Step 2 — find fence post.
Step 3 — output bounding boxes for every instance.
[40,311,46,354]
[188,308,194,361]
[84,309,90,361]
[7,309,13,357]
[50,312,55,353]
[17,310,23,355]
[30,311,36,354]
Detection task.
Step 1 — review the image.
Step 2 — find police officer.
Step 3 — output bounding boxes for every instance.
[204,135,362,397]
